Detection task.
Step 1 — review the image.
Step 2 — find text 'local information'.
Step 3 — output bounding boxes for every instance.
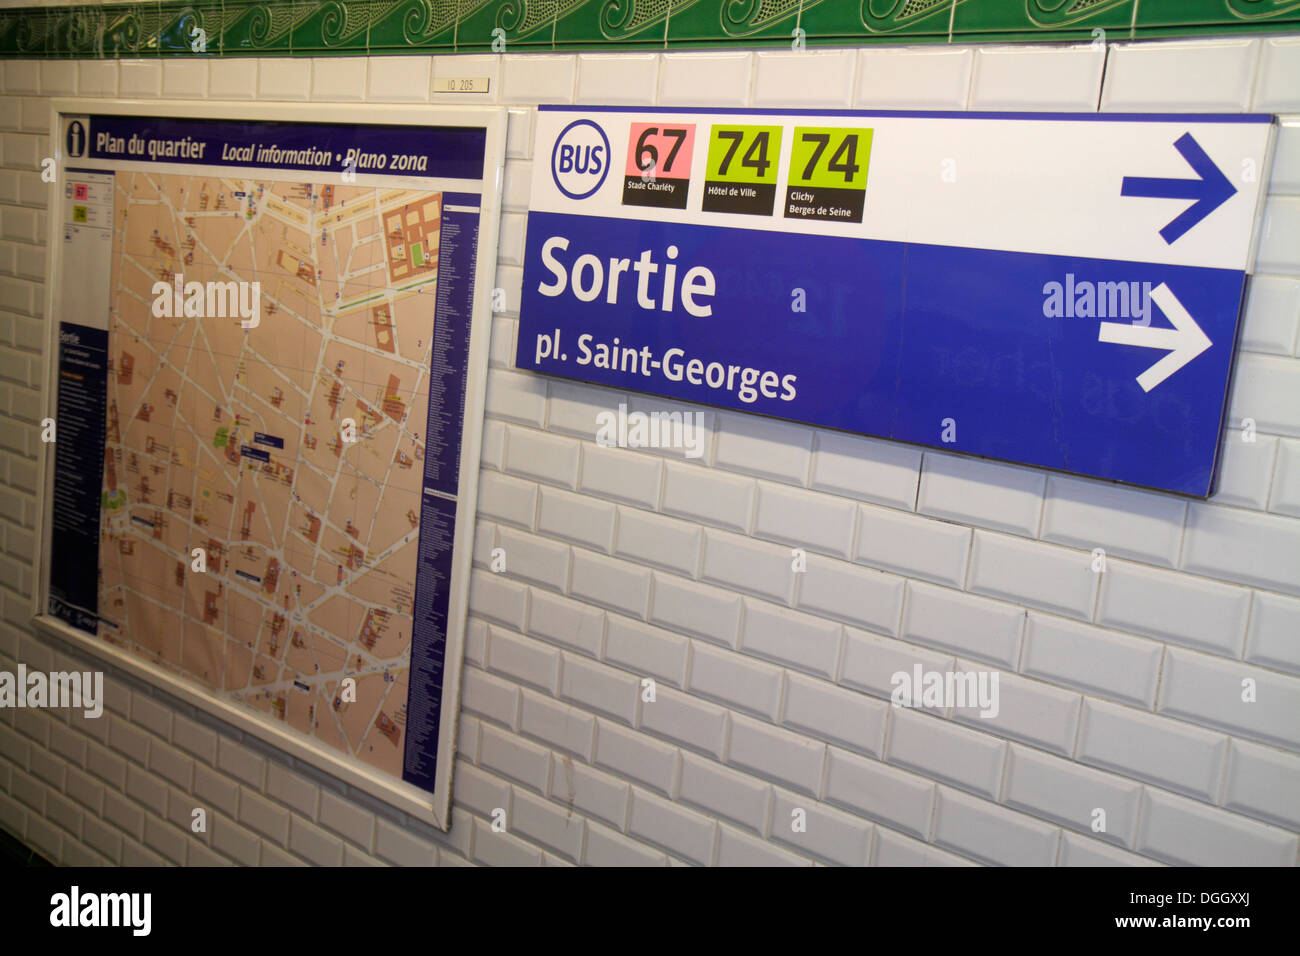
[516,106,1276,497]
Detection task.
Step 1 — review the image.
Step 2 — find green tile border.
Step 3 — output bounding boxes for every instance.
[0,0,1294,58]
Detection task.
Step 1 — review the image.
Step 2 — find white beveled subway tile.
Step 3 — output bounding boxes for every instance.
[952,664,1082,757]
[374,815,440,866]
[604,614,687,686]
[501,159,531,211]
[873,828,977,867]
[550,753,629,830]
[782,672,887,759]
[650,573,741,647]
[238,788,290,846]
[484,368,546,426]
[1020,613,1162,710]
[486,626,560,694]
[753,50,855,108]
[577,53,658,105]
[38,61,77,96]
[917,452,1045,538]
[1058,833,1164,867]
[511,788,585,862]
[885,708,1006,800]
[616,507,701,577]
[583,819,668,866]
[208,60,257,99]
[810,429,921,511]
[3,62,38,94]
[1041,475,1186,568]
[740,599,842,680]
[661,460,753,533]
[659,52,752,107]
[969,531,1096,622]
[161,60,206,99]
[1182,502,1300,597]
[714,413,812,484]
[472,818,545,867]
[1241,276,1300,355]
[727,713,826,797]
[1253,36,1300,112]
[290,817,345,867]
[118,59,162,98]
[529,588,605,657]
[687,639,783,719]
[678,752,771,831]
[489,314,516,368]
[461,665,521,734]
[501,55,576,105]
[470,568,528,631]
[1158,646,1300,752]
[639,685,727,759]
[1003,745,1142,849]
[1077,698,1228,801]
[1271,122,1300,197]
[629,787,718,865]
[839,626,956,709]
[970,45,1104,110]
[855,504,970,587]
[560,652,639,725]
[1245,591,1300,675]
[480,418,506,470]
[1210,433,1277,510]
[1101,39,1259,111]
[569,550,651,620]
[477,470,537,529]
[504,425,580,488]
[579,443,663,511]
[78,60,117,97]
[796,554,903,637]
[933,787,1061,867]
[1255,198,1300,277]
[855,47,973,109]
[1138,787,1298,866]
[310,57,366,101]
[537,484,615,553]
[257,59,312,101]
[452,764,512,822]
[496,526,570,591]
[366,56,430,102]
[520,690,595,759]
[718,824,813,866]
[479,722,551,793]
[505,107,532,160]
[595,720,678,795]
[1224,739,1300,832]
[701,527,794,604]
[753,481,855,559]
[771,790,872,866]
[547,378,619,441]
[902,580,1024,670]
[623,395,718,463]
[1270,438,1300,517]
[1101,559,1252,658]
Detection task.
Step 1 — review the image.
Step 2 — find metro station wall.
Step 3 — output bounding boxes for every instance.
[0,37,1299,866]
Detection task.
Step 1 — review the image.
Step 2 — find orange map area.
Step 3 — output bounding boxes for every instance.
[97,173,444,778]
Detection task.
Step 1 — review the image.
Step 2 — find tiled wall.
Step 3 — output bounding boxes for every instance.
[0,0,1297,58]
[1,36,1299,867]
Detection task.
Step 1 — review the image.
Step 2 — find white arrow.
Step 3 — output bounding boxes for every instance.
[1097,282,1212,392]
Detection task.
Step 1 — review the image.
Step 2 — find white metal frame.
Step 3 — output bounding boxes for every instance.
[31,98,507,831]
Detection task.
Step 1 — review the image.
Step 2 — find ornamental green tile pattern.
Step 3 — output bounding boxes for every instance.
[0,0,1294,57]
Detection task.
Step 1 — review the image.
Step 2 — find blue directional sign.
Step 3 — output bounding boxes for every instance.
[517,107,1276,497]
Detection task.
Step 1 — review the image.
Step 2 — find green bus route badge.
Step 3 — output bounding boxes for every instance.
[784,126,872,223]
[702,123,783,216]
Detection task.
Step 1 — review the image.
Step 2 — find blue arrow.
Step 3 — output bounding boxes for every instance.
[1121,132,1237,245]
